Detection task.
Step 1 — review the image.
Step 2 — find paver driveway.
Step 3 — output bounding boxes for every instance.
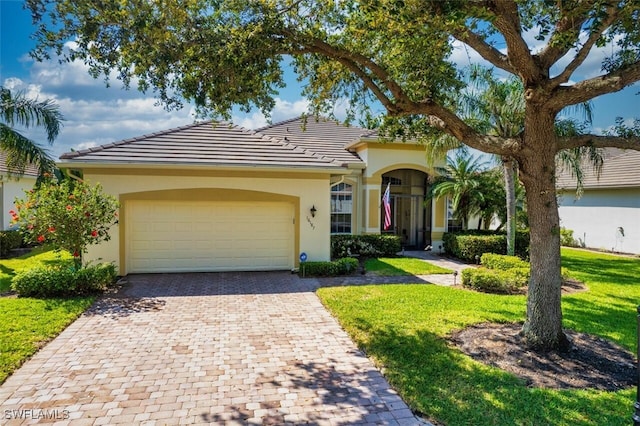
[0,272,430,425]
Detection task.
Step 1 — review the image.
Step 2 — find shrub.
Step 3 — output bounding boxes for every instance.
[0,230,23,258]
[331,234,401,258]
[12,178,119,269]
[11,262,117,297]
[481,253,529,271]
[299,257,359,277]
[443,230,529,262]
[560,227,578,247]
[461,268,528,294]
[335,257,359,274]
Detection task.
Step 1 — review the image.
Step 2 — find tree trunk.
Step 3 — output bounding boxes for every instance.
[518,113,568,351]
[503,157,517,256]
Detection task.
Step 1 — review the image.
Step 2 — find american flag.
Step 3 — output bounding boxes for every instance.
[383,183,391,231]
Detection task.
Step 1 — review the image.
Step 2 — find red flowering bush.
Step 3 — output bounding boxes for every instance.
[12,177,119,269]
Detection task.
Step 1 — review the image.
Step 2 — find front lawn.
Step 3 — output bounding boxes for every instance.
[0,296,94,384]
[0,250,93,383]
[365,257,452,276]
[0,249,72,292]
[317,248,638,425]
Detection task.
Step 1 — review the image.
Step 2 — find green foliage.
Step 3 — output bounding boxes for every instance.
[0,296,94,383]
[443,230,529,262]
[299,257,359,277]
[331,234,401,258]
[480,253,529,270]
[560,227,578,247]
[0,87,61,176]
[11,262,117,297]
[464,253,530,294]
[0,230,23,258]
[365,257,452,276]
[461,268,528,294]
[428,151,492,229]
[12,178,119,268]
[335,257,359,274]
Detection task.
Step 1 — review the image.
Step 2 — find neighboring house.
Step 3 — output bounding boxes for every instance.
[0,151,38,230]
[58,117,449,275]
[556,148,640,254]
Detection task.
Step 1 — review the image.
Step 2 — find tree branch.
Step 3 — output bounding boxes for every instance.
[491,1,540,83]
[547,62,640,110]
[548,6,619,88]
[537,2,594,69]
[558,134,640,151]
[451,28,516,75]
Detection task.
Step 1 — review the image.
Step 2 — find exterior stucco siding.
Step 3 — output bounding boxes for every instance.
[558,188,640,254]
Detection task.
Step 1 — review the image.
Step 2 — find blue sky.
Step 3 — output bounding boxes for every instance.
[1,1,638,159]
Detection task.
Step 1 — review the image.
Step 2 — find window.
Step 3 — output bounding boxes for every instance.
[382,176,402,186]
[447,198,463,232]
[331,183,352,234]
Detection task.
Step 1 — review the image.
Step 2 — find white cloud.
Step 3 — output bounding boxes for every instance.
[233,98,310,129]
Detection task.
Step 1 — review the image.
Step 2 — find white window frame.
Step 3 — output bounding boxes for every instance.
[330,182,353,234]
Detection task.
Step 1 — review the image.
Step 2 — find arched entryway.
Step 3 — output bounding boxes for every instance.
[381,169,431,249]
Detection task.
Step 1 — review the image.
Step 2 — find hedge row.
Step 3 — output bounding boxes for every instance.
[443,230,529,262]
[0,230,23,258]
[299,257,359,277]
[461,268,528,294]
[331,234,401,259]
[12,262,117,297]
[461,253,530,294]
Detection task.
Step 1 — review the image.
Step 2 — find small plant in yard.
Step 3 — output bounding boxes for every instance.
[299,257,359,277]
[11,176,118,270]
[12,261,117,297]
[462,253,529,294]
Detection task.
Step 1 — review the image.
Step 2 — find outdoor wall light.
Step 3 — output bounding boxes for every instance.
[310,205,317,217]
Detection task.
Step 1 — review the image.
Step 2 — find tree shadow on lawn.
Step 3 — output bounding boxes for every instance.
[562,295,638,352]
[348,319,634,425]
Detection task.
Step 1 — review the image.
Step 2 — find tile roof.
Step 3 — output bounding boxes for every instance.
[0,151,39,178]
[59,121,345,170]
[556,148,640,190]
[257,116,368,166]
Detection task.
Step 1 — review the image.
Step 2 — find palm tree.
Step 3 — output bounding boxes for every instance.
[429,151,490,230]
[0,87,63,176]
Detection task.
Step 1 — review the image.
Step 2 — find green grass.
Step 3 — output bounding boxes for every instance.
[317,248,639,425]
[0,296,94,384]
[365,257,452,276]
[0,249,93,383]
[0,249,72,292]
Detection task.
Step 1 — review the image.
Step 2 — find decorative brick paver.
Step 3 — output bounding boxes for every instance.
[0,272,432,425]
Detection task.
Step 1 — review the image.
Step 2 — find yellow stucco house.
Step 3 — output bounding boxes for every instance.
[58,117,448,275]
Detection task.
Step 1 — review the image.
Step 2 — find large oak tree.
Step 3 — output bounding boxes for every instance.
[26,0,640,350]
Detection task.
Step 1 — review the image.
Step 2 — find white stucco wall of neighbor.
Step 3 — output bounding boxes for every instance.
[81,171,332,275]
[0,177,37,230]
[558,188,640,254]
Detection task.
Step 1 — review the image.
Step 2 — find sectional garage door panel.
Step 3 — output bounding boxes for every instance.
[127,200,294,273]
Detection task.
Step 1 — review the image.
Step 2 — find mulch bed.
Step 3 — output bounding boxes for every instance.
[450,322,636,390]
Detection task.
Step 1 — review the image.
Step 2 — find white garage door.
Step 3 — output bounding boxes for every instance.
[127,200,294,273]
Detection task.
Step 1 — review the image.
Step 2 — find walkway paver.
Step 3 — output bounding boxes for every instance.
[0,272,431,425]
